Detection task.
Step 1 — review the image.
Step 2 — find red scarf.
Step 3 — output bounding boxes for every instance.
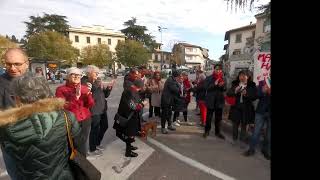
[213,71,224,84]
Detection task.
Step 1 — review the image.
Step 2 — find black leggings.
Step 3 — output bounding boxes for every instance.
[173,111,188,122]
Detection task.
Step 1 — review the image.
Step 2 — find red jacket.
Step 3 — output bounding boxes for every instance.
[56,83,95,122]
[183,78,192,103]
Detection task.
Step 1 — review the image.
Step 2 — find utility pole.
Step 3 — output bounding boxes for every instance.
[158,26,167,70]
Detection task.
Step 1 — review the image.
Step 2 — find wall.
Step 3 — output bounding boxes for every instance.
[228,28,255,58]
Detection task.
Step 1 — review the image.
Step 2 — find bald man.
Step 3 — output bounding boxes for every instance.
[0,48,30,179]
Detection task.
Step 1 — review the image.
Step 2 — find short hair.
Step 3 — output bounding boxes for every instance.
[67,67,82,76]
[2,48,28,62]
[181,71,188,76]
[86,65,100,74]
[11,72,53,103]
[172,70,181,78]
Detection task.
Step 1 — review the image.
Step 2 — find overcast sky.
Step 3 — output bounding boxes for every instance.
[0,0,270,60]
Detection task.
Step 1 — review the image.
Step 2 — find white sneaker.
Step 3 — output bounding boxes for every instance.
[87,149,103,157]
[174,122,181,127]
[177,120,182,123]
[96,145,105,151]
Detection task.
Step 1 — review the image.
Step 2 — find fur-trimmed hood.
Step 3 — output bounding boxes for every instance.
[0,98,66,127]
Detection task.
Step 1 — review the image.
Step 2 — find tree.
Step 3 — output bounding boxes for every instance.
[225,0,270,14]
[24,13,69,39]
[80,44,112,68]
[0,35,18,65]
[121,17,157,51]
[11,35,19,43]
[115,40,151,67]
[26,31,78,64]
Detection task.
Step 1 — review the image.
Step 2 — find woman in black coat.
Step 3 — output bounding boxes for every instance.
[114,69,145,157]
[227,70,257,145]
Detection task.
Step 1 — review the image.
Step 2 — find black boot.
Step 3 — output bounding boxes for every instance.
[130,145,138,151]
[203,131,209,138]
[125,143,138,157]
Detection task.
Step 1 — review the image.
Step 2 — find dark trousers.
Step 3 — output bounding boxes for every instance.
[173,111,188,122]
[79,118,92,157]
[149,97,154,118]
[205,108,223,134]
[153,107,161,117]
[89,115,101,152]
[161,106,172,128]
[232,118,247,142]
[97,112,109,146]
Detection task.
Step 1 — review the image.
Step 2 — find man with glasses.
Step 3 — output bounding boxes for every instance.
[0,48,30,179]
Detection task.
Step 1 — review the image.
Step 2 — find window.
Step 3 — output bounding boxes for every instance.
[86,37,90,44]
[97,38,101,44]
[252,31,255,38]
[108,39,111,45]
[235,34,242,43]
[261,41,271,51]
[152,53,155,60]
[155,53,158,61]
[158,54,161,61]
[263,19,271,33]
[233,49,241,55]
[186,47,193,52]
[75,35,79,42]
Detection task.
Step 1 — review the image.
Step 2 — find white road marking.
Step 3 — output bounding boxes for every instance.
[148,137,237,180]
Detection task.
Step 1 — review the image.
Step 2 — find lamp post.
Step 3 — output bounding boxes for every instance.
[158,26,167,70]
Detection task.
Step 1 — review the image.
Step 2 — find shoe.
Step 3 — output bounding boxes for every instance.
[173,122,181,127]
[125,150,138,157]
[167,126,176,131]
[87,149,103,157]
[243,149,255,157]
[261,150,271,160]
[96,145,105,151]
[161,128,168,134]
[177,119,182,123]
[215,133,225,140]
[203,131,209,138]
[130,145,138,151]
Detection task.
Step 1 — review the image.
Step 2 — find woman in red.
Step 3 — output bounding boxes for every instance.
[55,67,95,157]
[172,71,192,126]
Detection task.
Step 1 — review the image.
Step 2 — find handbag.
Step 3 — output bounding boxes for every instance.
[225,95,236,106]
[63,111,101,180]
[114,111,134,127]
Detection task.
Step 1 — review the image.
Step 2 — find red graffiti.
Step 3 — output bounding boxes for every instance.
[258,53,271,63]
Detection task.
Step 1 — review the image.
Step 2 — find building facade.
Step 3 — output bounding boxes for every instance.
[147,43,172,70]
[172,43,208,69]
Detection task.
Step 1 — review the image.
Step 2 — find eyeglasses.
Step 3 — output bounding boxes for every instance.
[5,61,27,68]
[70,73,81,78]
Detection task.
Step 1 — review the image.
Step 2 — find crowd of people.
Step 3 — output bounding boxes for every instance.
[0,48,270,179]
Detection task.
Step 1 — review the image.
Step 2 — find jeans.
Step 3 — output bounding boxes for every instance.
[79,118,92,156]
[89,115,101,151]
[249,112,271,156]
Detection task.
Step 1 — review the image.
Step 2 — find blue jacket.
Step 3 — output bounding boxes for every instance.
[256,81,271,114]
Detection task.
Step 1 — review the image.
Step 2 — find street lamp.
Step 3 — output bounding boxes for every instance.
[158,26,167,70]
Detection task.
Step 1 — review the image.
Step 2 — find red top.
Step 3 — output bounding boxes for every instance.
[183,78,192,103]
[56,83,94,122]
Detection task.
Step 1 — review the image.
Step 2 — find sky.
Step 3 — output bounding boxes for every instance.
[0,0,270,60]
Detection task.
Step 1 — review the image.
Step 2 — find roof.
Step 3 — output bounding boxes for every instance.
[68,26,125,38]
[255,12,268,19]
[224,24,256,41]
[177,43,202,49]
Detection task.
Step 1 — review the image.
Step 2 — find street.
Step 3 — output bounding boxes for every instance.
[0,75,270,180]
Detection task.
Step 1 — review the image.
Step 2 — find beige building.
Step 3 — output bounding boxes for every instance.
[172,43,208,69]
[254,13,271,51]
[148,43,172,70]
[223,23,256,83]
[68,25,125,53]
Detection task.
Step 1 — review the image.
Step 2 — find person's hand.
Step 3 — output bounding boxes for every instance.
[241,89,247,96]
[235,86,241,93]
[215,79,219,85]
[142,100,148,106]
[86,82,92,91]
[76,85,81,99]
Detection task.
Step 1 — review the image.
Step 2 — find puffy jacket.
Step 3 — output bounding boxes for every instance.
[0,98,81,180]
[161,76,180,107]
[56,82,95,122]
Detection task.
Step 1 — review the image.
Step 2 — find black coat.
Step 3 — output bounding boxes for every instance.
[227,80,258,124]
[113,82,142,137]
[256,81,271,114]
[81,76,112,115]
[0,73,18,109]
[161,76,180,108]
[203,75,226,110]
[172,83,187,112]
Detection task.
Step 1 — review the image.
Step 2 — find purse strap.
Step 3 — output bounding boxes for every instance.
[63,111,77,160]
